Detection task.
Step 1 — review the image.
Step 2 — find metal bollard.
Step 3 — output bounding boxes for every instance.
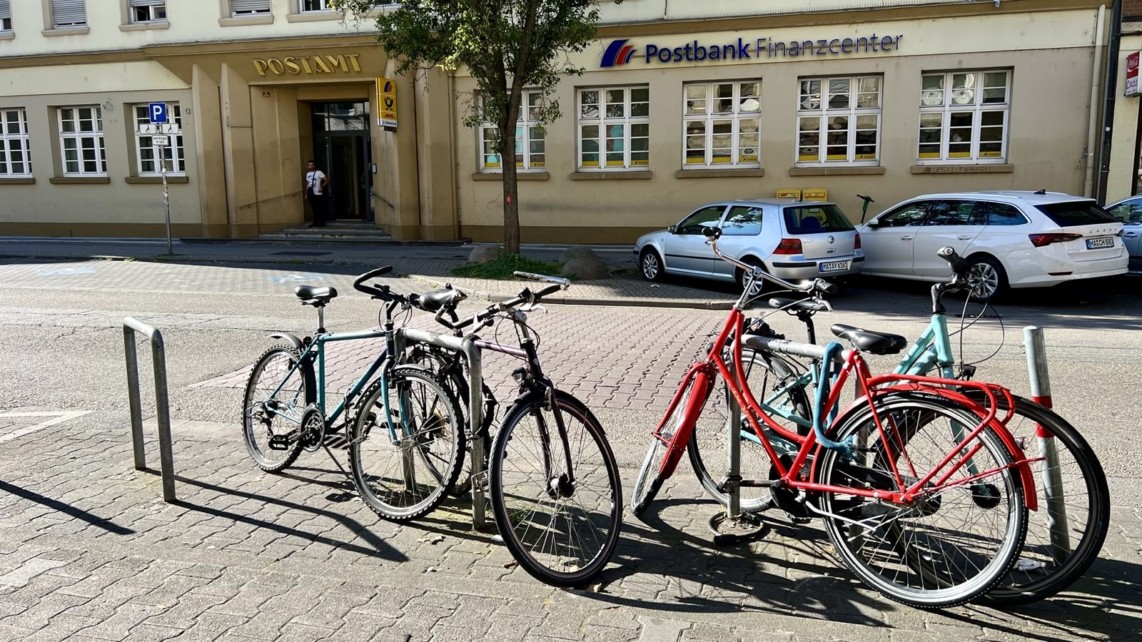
[124,317,176,502]
[1024,326,1070,562]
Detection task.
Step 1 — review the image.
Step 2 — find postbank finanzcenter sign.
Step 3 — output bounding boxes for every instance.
[600,32,904,67]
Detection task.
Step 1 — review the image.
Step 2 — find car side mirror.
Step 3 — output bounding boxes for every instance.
[866,220,881,229]
[666,225,677,234]
[702,226,722,241]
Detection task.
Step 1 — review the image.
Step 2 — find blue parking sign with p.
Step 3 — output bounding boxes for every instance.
[148,102,168,124]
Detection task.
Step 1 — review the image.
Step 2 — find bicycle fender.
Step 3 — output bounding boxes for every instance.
[268,332,304,351]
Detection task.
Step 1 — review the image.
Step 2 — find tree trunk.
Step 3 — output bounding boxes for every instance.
[501,127,521,256]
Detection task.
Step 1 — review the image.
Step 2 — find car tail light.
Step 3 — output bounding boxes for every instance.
[774,238,802,255]
[1028,233,1082,247]
[854,233,862,250]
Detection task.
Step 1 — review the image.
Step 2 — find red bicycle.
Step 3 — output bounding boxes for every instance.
[631,227,1036,609]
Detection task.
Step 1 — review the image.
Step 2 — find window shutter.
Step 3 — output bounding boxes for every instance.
[231,0,270,14]
[0,1,10,22]
[128,0,165,7]
[51,0,85,26]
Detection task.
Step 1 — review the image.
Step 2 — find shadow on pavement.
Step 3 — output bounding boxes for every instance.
[0,478,134,536]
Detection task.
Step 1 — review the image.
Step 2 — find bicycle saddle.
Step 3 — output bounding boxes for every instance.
[294,286,338,306]
[830,324,908,356]
[415,287,466,313]
[769,297,830,313]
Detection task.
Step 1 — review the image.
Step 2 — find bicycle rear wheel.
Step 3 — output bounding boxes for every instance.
[242,344,312,473]
[816,393,1028,609]
[689,350,810,512]
[489,390,622,588]
[631,369,711,516]
[350,366,464,523]
[977,396,1109,606]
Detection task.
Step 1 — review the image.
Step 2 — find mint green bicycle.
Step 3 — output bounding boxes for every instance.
[688,247,1109,606]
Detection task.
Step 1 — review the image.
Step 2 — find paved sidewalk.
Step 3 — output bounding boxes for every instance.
[0,238,737,310]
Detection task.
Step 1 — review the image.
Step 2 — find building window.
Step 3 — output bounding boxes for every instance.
[50,0,86,27]
[0,108,31,177]
[128,0,165,22]
[133,104,185,175]
[479,91,546,172]
[682,80,761,169]
[0,0,12,32]
[578,86,649,170]
[58,106,106,176]
[299,0,331,10]
[918,70,1010,163]
[231,0,270,16]
[797,76,881,165]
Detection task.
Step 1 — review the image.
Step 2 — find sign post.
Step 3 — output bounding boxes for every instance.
[148,103,174,255]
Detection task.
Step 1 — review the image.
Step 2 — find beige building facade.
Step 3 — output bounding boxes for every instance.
[0,0,1117,243]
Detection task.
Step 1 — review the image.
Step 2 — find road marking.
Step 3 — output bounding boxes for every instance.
[270,273,326,284]
[0,411,92,444]
[0,557,67,587]
[36,266,96,276]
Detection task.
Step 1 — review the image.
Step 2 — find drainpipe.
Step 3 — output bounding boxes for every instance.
[1086,4,1108,198]
[1097,0,1123,204]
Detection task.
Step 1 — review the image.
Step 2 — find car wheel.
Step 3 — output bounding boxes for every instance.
[735,257,768,297]
[639,248,664,282]
[966,255,1007,302]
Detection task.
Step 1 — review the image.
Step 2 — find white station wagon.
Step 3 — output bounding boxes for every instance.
[634,199,864,290]
[856,190,1128,300]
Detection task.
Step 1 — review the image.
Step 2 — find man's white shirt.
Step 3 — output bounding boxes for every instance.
[306,170,327,196]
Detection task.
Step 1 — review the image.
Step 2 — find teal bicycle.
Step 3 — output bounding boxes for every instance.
[688,247,1109,606]
[242,266,466,522]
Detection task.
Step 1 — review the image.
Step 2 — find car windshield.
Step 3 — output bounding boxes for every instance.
[783,204,854,235]
[1035,201,1118,227]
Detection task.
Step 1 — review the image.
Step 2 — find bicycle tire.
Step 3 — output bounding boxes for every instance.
[350,366,464,523]
[816,393,1028,609]
[970,395,1110,607]
[489,390,622,588]
[688,350,810,512]
[631,369,711,516]
[242,344,312,473]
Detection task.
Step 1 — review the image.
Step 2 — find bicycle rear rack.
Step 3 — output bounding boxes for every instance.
[123,317,176,503]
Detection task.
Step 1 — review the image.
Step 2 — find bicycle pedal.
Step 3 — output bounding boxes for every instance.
[268,435,293,451]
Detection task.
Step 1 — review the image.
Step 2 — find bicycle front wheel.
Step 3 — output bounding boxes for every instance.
[242,344,311,473]
[489,390,622,588]
[350,366,464,523]
[816,393,1028,609]
[979,396,1109,607]
[631,369,711,516]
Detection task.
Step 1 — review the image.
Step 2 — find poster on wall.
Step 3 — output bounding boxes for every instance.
[1126,52,1140,97]
[377,78,398,128]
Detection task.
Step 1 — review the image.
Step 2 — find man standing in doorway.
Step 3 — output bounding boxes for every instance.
[304,160,330,228]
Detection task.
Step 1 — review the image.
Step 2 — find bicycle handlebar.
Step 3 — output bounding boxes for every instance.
[856,194,875,204]
[352,266,407,303]
[936,246,970,278]
[433,272,570,332]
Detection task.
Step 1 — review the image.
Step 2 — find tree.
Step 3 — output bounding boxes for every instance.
[333,0,612,256]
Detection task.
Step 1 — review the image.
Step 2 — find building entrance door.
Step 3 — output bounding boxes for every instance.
[312,102,373,221]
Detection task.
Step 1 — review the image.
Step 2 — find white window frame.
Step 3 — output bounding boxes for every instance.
[796,75,882,166]
[478,90,546,173]
[58,106,107,177]
[231,0,270,16]
[299,0,332,11]
[50,0,86,28]
[0,108,32,177]
[682,80,761,170]
[577,85,650,171]
[128,0,165,23]
[917,70,1011,164]
[133,103,186,176]
[0,0,12,32]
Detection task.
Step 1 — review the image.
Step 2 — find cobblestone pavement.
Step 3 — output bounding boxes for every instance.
[0,256,1139,641]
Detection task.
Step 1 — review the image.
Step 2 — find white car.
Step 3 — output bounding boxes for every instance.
[856,191,1128,300]
[1103,196,1142,257]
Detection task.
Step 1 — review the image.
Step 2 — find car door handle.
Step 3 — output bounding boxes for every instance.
[956,235,973,240]
[899,235,914,241]
[1126,232,1139,238]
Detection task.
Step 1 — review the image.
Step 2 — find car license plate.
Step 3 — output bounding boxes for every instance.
[819,260,850,273]
[1086,236,1114,249]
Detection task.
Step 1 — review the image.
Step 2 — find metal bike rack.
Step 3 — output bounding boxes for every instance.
[398,328,487,530]
[124,317,176,503]
[1024,326,1070,561]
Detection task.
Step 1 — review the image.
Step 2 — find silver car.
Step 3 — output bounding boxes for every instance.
[634,199,864,289]
[1103,196,1142,257]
